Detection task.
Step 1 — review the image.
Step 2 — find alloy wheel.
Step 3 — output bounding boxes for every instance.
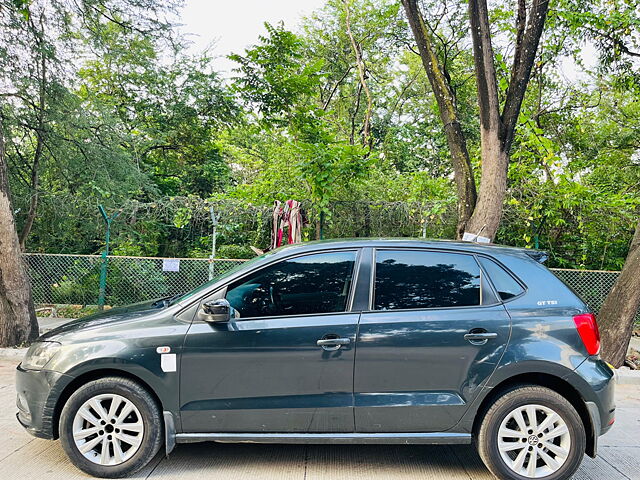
[497,403,571,478]
[72,393,144,466]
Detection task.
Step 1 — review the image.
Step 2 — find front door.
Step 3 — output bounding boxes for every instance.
[354,248,511,432]
[180,250,360,433]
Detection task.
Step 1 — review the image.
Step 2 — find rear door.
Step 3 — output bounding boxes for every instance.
[354,248,511,432]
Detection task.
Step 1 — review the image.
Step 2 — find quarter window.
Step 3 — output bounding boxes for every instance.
[374,250,481,310]
[225,251,357,318]
[478,257,524,300]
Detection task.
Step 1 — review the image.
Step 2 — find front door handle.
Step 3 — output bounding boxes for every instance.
[317,337,351,351]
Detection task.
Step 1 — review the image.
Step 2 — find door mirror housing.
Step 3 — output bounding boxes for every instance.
[199,298,233,323]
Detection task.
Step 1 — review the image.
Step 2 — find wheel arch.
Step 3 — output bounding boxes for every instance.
[51,368,164,439]
[472,372,596,457]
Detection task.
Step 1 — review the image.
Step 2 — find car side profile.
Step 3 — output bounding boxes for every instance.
[16,239,615,479]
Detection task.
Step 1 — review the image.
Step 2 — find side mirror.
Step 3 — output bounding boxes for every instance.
[199,298,233,323]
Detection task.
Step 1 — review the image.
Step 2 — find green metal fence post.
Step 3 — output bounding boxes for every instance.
[98,205,120,310]
[208,207,218,281]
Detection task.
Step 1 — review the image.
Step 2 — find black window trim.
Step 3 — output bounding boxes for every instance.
[368,247,501,313]
[474,253,528,304]
[187,247,363,322]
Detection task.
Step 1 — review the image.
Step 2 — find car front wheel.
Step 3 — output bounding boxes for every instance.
[477,385,586,480]
[59,377,162,478]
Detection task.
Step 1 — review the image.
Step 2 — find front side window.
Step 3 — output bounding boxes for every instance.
[374,250,481,310]
[226,251,357,318]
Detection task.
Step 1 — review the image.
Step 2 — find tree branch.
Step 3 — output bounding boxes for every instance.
[501,0,550,153]
[342,0,373,148]
[468,0,502,136]
[322,66,354,110]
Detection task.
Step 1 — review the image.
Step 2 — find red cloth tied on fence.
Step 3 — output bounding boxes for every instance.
[271,200,303,249]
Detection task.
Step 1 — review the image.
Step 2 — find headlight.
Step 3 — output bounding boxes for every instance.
[21,341,61,370]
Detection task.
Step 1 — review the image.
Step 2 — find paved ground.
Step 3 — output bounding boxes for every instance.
[1,356,638,480]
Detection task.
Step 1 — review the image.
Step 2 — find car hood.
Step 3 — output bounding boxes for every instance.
[39,299,166,341]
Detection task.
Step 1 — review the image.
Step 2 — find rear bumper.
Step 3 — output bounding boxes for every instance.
[572,356,615,457]
[574,356,616,435]
[15,363,73,439]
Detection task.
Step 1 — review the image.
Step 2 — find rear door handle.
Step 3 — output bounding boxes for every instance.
[317,337,351,351]
[464,332,498,340]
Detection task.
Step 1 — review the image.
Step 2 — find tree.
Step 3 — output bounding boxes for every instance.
[0,0,179,345]
[402,0,549,240]
[79,44,238,198]
[400,0,476,237]
[230,23,369,226]
[0,0,41,346]
[599,221,640,367]
[557,0,640,365]
[0,0,180,250]
[0,121,39,346]
[342,0,373,148]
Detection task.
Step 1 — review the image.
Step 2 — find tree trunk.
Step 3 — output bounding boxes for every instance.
[599,221,640,367]
[464,144,509,240]
[0,122,39,347]
[401,0,476,237]
[463,0,508,240]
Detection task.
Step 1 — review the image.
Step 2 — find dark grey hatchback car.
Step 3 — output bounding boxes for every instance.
[16,239,615,479]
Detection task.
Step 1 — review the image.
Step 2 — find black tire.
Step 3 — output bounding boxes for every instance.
[59,376,163,478]
[476,385,586,480]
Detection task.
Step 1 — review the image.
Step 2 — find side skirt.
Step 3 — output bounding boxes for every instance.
[175,432,472,445]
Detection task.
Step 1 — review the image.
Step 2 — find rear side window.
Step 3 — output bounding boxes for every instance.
[478,257,524,300]
[374,250,481,310]
[225,251,357,318]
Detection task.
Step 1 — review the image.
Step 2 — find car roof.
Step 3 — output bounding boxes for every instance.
[266,238,546,262]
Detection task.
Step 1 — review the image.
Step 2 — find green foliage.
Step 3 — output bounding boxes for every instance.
[228,23,371,215]
[217,244,255,259]
[79,43,239,197]
[557,0,640,91]
[230,22,323,122]
[0,0,638,273]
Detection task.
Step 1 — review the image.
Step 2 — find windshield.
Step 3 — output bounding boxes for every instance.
[170,252,272,305]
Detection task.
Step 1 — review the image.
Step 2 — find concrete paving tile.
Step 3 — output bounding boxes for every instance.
[0,437,164,480]
[0,428,35,462]
[600,408,640,448]
[573,452,630,480]
[597,446,640,480]
[0,438,72,477]
[448,445,494,480]
[150,443,306,479]
[305,445,473,480]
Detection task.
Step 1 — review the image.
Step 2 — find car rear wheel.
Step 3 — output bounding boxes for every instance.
[60,377,162,478]
[477,385,586,480]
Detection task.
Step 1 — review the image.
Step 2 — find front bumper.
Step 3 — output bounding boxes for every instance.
[15,363,73,439]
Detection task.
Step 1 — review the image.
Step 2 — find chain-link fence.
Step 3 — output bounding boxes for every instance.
[25,253,246,307]
[552,268,639,324]
[24,254,639,324]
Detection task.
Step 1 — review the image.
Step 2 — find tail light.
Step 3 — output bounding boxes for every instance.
[573,313,600,355]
